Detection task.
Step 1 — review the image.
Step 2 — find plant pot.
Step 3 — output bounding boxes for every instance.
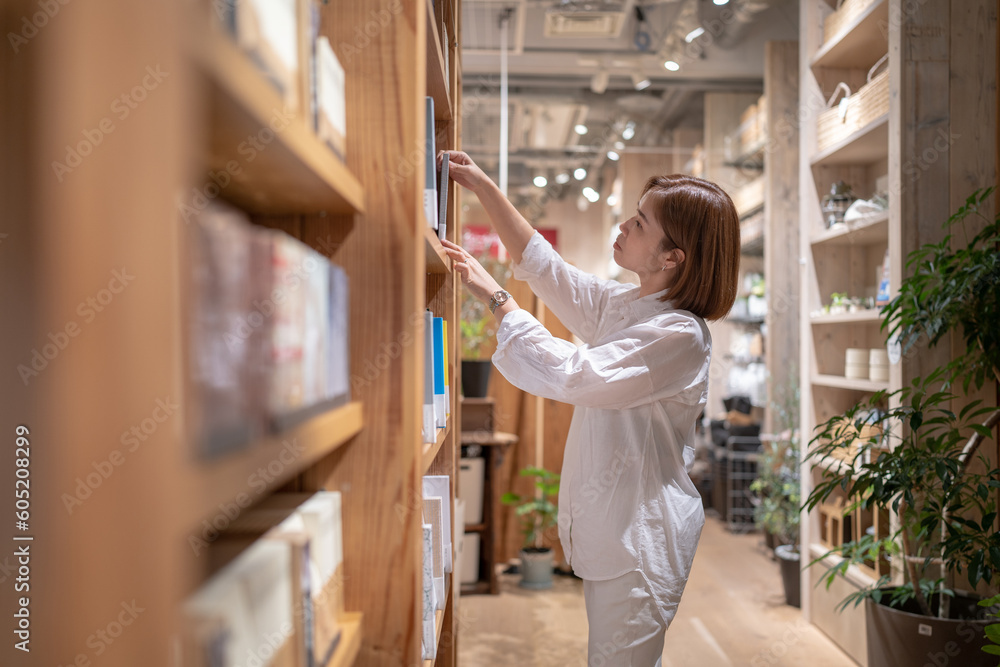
[519,548,554,590]
[865,591,993,667]
[774,544,800,608]
[764,530,778,553]
[461,360,492,398]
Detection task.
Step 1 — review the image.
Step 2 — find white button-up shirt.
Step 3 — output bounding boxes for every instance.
[493,232,709,627]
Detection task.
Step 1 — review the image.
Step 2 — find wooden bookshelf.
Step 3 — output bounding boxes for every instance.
[810,114,888,166]
[194,27,365,215]
[328,613,364,667]
[809,210,888,247]
[810,0,888,71]
[1,0,465,664]
[797,3,997,662]
[425,227,452,273]
[183,401,363,528]
[422,422,452,474]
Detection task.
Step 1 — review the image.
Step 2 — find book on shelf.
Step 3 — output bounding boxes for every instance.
[424,96,437,230]
[442,320,450,420]
[422,310,436,444]
[229,0,301,113]
[187,201,260,458]
[203,491,346,667]
[421,523,437,660]
[186,201,352,452]
[433,316,446,429]
[437,152,449,241]
[424,496,446,611]
[422,475,452,573]
[315,35,346,159]
[184,537,298,667]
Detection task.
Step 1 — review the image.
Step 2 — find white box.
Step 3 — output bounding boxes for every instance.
[460,533,480,585]
[458,457,485,525]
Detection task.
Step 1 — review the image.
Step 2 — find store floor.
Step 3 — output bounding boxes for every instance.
[457,517,855,666]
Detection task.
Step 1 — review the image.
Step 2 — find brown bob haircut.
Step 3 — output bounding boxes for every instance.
[641,174,740,321]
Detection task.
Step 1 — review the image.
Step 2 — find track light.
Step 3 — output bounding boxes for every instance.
[590,70,609,94]
[607,151,620,161]
[631,72,651,91]
[555,173,570,184]
[574,124,588,135]
[573,168,587,180]
[533,176,547,187]
[685,27,705,43]
[582,187,600,203]
[664,60,680,72]
[622,122,636,140]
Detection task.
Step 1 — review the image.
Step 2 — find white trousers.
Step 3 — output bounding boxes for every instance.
[583,570,666,667]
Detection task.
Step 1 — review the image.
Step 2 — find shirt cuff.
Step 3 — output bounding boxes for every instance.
[511,232,553,281]
[493,308,539,357]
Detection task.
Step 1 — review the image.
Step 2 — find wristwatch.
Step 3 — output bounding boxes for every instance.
[489,289,511,314]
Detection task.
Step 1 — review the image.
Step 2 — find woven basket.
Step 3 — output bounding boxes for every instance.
[816,55,889,153]
[823,0,880,45]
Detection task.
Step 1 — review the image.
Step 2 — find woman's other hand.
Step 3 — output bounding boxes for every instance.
[440,239,502,304]
[438,151,489,194]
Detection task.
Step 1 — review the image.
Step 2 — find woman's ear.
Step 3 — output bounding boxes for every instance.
[661,247,685,271]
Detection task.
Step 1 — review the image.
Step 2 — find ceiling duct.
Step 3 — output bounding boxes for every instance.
[544,1,629,38]
[696,0,783,49]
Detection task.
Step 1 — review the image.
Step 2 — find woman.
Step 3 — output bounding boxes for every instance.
[440,150,740,666]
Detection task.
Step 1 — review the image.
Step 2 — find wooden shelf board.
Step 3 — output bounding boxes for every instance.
[425,227,451,274]
[811,0,889,72]
[195,30,365,215]
[426,0,452,121]
[461,580,491,596]
[422,578,452,667]
[723,139,767,170]
[812,373,889,392]
[459,431,519,446]
[328,612,364,667]
[810,211,888,247]
[810,310,883,324]
[464,523,486,533]
[422,421,451,473]
[185,402,363,528]
[810,114,889,167]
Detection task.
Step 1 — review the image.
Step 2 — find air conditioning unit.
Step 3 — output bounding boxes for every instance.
[544,3,627,38]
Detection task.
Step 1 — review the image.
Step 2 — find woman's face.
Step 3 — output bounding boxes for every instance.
[612,193,671,275]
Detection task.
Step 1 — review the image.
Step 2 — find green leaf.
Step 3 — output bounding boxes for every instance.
[981,644,1000,656]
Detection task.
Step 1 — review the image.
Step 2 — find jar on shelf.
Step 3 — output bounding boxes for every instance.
[821,181,856,228]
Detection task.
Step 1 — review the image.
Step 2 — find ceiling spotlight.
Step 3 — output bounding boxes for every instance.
[614,141,625,150]
[713,0,729,5]
[582,187,600,203]
[573,167,587,180]
[622,122,636,140]
[685,27,705,43]
[664,60,680,72]
[607,150,620,161]
[533,176,548,188]
[555,173,570,184]
[607,194,619,207]
[574,124,588,135]
[631,72,651,91]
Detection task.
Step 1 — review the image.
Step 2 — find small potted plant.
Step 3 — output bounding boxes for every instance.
[751,431,801,607]
[501,466,560,590]
[804,189,1000,666]
[459,247,511,398]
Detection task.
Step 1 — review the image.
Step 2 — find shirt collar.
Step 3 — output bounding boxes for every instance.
[608,286,673,321]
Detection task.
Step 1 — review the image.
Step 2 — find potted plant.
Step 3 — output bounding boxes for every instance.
[804,189,1000,667]
[751,432,801,607]
[501,466,560,590]
[459,247,511,398]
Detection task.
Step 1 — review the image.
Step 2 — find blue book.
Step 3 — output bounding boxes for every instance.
[433,317,446,428]
[423,311,436,443]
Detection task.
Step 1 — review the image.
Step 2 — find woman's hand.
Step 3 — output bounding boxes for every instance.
[438,151,490,194]
[440,239,502,304]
